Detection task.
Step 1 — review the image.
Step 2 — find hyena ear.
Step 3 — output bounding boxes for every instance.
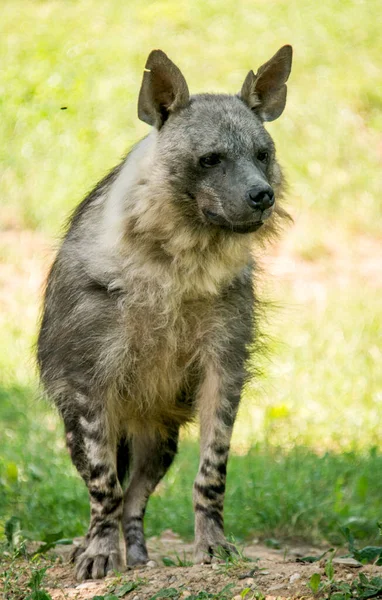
[138,50,190,129]
[240,45,293,122]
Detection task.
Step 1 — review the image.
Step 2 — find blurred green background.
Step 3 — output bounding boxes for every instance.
[0,0,381,548]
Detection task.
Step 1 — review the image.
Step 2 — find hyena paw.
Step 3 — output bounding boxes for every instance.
[126,543,149,567]
[194,537,238,564]
[74,536,122,580]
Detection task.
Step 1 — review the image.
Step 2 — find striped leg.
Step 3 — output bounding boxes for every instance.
[193,366,241,563]
[63,398,123,580]
[122,426,179,566]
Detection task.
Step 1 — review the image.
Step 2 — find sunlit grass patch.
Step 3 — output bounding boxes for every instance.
[234,282,382,451]
[0,0,381,233]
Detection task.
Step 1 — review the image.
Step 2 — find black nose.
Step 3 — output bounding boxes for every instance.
[246,186,275,212]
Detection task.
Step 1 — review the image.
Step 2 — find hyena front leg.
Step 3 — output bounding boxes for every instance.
[193,366,241,563]
[122,426,179,566]
[63,396,123,580]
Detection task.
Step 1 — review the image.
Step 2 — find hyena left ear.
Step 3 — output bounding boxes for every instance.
[138,50,190,129]
[240,45,293,122]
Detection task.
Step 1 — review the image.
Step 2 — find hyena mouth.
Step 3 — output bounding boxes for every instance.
[203,210,264,234]
[261,207,274,221]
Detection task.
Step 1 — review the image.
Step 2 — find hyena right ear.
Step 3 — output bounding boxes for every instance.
[138,50,190,129]
[240,45,293,122]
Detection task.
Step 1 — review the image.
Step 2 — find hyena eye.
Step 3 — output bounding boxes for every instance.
[257,150,269,163]
[199,153,221,168]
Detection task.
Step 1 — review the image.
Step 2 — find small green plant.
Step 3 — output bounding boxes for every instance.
[298,548,334,563]
[187,584,235,600]
[306,525,382,597]
[240,588,262,599]
[324,553,335,582]
[162,551,193,567]
[103,577,145,598]
[334,573,382,600]
[4,517,73,560]
[114,580,141,596]
[308,572,322,594]
[24,567,53,600]
[341,526,382,565]
[307,565,382,599]
[149,589,180,599]
[4,516,26,558]
[145,583,238,600]
[307,551,336,595]
[353,573,382,599]
[212,539,252,574]
[251,593,266,600]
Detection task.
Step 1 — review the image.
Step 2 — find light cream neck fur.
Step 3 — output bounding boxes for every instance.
[100,131,253,299]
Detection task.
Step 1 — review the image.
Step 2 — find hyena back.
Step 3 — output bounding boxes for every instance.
[37,46,292,580]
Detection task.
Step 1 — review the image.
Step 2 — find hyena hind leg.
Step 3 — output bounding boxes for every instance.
[63,397,123,580]
[122,426,179,566]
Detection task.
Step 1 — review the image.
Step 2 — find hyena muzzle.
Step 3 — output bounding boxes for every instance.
[37,45,292,580]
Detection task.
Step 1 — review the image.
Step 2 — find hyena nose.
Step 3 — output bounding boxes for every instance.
[246,185,275,212]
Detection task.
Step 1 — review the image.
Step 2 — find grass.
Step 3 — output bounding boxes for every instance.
[1,561,54,600]
[0,0,381,558]
[0,0,381,235]
[1,382,381,544]
[307,551,382,599]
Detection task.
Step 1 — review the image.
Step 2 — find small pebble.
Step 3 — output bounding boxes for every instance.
[289,572,301,584]
[76,581,98,589]
[146,560,157,568]
[211,563,220,570]
[333,557,361,567]
[181,592,192,598]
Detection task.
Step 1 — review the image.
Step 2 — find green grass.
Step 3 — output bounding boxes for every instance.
[1,381,381,545]
[236,284,382,451]
[0,0,381,234]
[0,0,381,553]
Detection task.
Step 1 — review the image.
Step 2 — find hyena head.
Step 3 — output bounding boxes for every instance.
[138,46,292,236]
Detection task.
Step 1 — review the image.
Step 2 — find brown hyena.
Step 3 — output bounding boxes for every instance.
[37,46,293,580]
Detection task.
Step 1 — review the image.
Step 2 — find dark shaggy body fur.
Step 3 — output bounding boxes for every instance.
[37,47,292,580]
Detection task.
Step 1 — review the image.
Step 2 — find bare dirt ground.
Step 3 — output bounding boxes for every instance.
[2,531,382,600]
